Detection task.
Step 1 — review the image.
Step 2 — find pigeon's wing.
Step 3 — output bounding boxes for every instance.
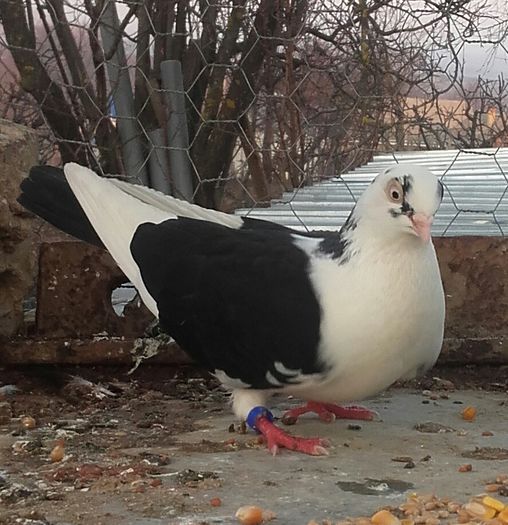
[130,217,329,389]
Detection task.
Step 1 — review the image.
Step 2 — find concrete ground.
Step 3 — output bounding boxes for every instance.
[164,389,508,524]
[0,369,507,525]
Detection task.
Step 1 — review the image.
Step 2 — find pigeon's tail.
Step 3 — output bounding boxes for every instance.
[18,166,105,248]
[19,162,244,316]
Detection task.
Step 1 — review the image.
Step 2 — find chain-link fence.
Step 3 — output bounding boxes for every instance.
[0,0,507,234]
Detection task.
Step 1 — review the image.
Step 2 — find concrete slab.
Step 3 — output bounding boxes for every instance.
[156,388,508,524]
[1,374,507,525]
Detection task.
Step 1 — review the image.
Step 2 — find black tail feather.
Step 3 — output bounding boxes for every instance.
[18,165,105,248]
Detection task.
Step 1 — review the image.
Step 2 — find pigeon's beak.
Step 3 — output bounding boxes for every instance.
[410,213,433,243]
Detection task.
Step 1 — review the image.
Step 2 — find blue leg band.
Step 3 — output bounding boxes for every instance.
[246,406,274,433]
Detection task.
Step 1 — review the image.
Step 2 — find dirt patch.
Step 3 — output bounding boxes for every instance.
[0,364,507,524]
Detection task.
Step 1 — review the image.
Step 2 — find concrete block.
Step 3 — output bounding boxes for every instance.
[36,241,153,338]
[0,120,38,338]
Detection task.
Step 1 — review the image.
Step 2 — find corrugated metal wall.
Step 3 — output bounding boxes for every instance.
[236,148,508,236]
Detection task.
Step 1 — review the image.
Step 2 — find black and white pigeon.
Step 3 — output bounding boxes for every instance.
[18,163,445,455]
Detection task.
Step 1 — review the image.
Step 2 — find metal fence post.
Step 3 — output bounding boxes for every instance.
[99,1,149,186]
[160,60,194,202]
[148,128,171,194]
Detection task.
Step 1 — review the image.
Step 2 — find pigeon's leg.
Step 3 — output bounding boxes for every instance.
[281,401,376,425]
[247,406,329,456]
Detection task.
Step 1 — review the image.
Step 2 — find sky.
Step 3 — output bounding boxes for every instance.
[463,43,508,79]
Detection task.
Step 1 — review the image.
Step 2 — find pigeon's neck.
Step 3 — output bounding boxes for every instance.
[336,209,433,262]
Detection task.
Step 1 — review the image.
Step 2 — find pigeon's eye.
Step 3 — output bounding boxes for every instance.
[386,181,403,204]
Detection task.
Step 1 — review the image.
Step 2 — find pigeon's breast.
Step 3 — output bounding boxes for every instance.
[295,244,445,403]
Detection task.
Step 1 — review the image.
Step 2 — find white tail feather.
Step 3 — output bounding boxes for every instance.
[63,163,245,315]
[64,163,170,315]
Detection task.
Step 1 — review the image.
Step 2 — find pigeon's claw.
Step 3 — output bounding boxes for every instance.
[256,416,330,456]
[282,401,376,425]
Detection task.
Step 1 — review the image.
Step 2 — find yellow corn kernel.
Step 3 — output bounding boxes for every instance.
[462,406,477,421]
[483,496,506,513]
[484,507,499,520]
[401,519,414,525]
[499,508,508,524]
[371,510,401,525]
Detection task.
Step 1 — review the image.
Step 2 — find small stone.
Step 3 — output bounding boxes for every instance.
[392,456,413,463]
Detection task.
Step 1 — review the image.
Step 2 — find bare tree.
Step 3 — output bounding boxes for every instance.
[0,0,506,209]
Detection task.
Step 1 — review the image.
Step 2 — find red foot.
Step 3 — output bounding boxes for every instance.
[255,416,329,456]
[281,401,376,425]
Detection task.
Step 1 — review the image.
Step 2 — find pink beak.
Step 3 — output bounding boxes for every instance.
[410,213,433,243]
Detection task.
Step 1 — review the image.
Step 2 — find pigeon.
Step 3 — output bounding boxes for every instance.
[18,163,445,455]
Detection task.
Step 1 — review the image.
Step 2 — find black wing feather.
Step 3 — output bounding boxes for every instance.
[130,217,325,389]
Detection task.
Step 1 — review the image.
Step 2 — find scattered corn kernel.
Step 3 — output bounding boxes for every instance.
[462,406,477,421]
[456,509,470,523]
[485,507,499,519]
[499,508,508,524]
[486,484,503,493]
[210,497,222,507]
[371,509,401,525]
[401,519,414,525]
[464,501,488,518]
[483,496,506,512]
[21,416,36,429]
[235,506,263,525]
[50,443,65,463]
[458,463,473,472]
[400,503,418,516]
[447,502,461,513]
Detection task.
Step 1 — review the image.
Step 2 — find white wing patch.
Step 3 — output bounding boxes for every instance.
[291,234,322,255]
[265,370,283,387]
[213,369,251,389]
[273,361,301,377]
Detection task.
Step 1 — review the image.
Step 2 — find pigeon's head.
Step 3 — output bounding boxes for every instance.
[356,164,443,244]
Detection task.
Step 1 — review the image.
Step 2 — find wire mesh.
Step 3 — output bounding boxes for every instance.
[0,0,507,235]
